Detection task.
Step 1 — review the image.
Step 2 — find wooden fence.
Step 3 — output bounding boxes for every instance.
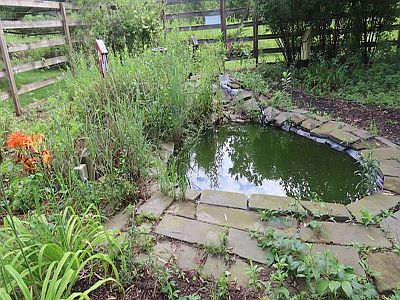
[162,0,281,63]
[0,0,85,116]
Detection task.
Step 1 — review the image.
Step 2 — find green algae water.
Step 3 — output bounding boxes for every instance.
[179,124,365,204]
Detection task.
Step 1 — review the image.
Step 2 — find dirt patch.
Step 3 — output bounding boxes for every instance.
[289,88,400,145]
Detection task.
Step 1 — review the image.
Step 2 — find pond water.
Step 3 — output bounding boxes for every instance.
[178,124,366,204]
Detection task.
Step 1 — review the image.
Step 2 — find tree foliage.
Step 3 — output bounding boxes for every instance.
[255,0,399,64]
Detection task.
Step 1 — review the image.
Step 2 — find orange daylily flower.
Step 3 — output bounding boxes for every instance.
[6,131,33,149]
[41,149,52,166]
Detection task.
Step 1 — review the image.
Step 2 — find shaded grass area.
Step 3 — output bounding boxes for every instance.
[0,67,65,110]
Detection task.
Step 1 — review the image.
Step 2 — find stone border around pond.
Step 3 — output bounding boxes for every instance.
[218,84,400,220]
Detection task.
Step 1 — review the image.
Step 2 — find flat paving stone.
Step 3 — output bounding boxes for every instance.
[263,106,281,123]
[328,129,360,145]
[341,124,359,133]
[311,121,344,138]
[346,192,400,223]
[227,228,268,264]
[361,147,400,162]
[290,113,308,125]
[381,210,400,240]
[249,194,305,214]
[230,259,251,287]
[153,241,175,263]
[300,118,323,131]
[300,222,391,247]
[104,208,130,231]
[353,129,374,140]
[202,255,228,279]
[185,189,201,201]
[368,252,400,294]
[196,203,265,231]
[175,244,203,271]
[384,176,400,194]
[300,201,352,221]
[167,201,197,219]
[379,159,400,178]
[155,214,225,246]
[199,189,248,209]
[263,216,299,235]
[137,191,174,217]
[274,112,293,126]
[310,244,365,276]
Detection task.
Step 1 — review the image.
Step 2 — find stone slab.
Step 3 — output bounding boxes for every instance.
[290,113,308,126]
[262,216,299,236]
[167,201,197,219]
[153,241,175,263]
[249,194,305,214]
[353,129,374,140]
[175,244,203,271]
[311,121,344,138]
[291,108,308,114]
[300,201,352,221]
[341,124,359,133]
[300,118,323,131]
[381,210,400,240]
[104,208,130,231]
[230,259,251,287]
[227,228,268,264]
[328,129,360,145]
[185,189,201,201]
[383,177,400,194]
[310,244,365,276]
[137,192,174,217]
[199,189,248,209]
[274,112,293,126]
[379,159,400,178]
[202,255,228,279]
[368,252,400,294]
[262,106,281,123]
[361,147,400,162]
[300,222,391,247]
[196,203,266,231]
[155,214,225,246]
[346,192,400,223]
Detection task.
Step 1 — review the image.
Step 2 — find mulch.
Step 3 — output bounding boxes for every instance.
[290,88,400,145]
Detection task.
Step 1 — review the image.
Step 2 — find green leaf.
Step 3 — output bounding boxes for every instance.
[329,280,341,293]
[342,281,353,297]
[4,265,33,300]
[317,280,329,294]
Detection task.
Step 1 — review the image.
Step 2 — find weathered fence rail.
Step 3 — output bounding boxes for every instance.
[0,0,84,116]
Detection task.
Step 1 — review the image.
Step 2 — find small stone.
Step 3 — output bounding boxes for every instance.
[262,106,281,123]
[381,210,400,240]
[202,255,228,279]
[383,177,400,194]
[167,201,197,219]
[243,98,259,114]
[199,190,248,209]
[368,252,400,294]
[379,159,400,178]
[300,201,352,221]
[328,129,360,145]
[311,121,344,138]
[361,147,400,162]
[300,221,391,247]
[185,189,201,201]
[229,259,251,287]
[160,142,174,162]
[300,118,323,131]
[310,244,365,276]
[248,194,305,214]
[346,192,400,223]
[104,208,130,231]
[155,214,225,246]
[196,203,265,231]
[137,191,174,217]
[239,90,253,101]
[227,228,269,264]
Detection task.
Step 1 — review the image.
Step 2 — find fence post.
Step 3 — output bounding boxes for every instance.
[0,19,22,116]
[253,13,259,65]
[220,0,227,46]
[60,3,73,54]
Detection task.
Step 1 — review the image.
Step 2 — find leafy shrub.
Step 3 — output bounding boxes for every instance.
[269,90,292,110]
[0,206,120,299]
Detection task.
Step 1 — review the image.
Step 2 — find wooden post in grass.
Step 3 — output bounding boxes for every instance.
[60,3,73,55]
[220,0,227,46]
[253,13,259,65]
[0,18,22,116]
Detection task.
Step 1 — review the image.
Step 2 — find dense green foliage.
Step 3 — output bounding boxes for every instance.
[0,206,120,299]
[254,0,399,64]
